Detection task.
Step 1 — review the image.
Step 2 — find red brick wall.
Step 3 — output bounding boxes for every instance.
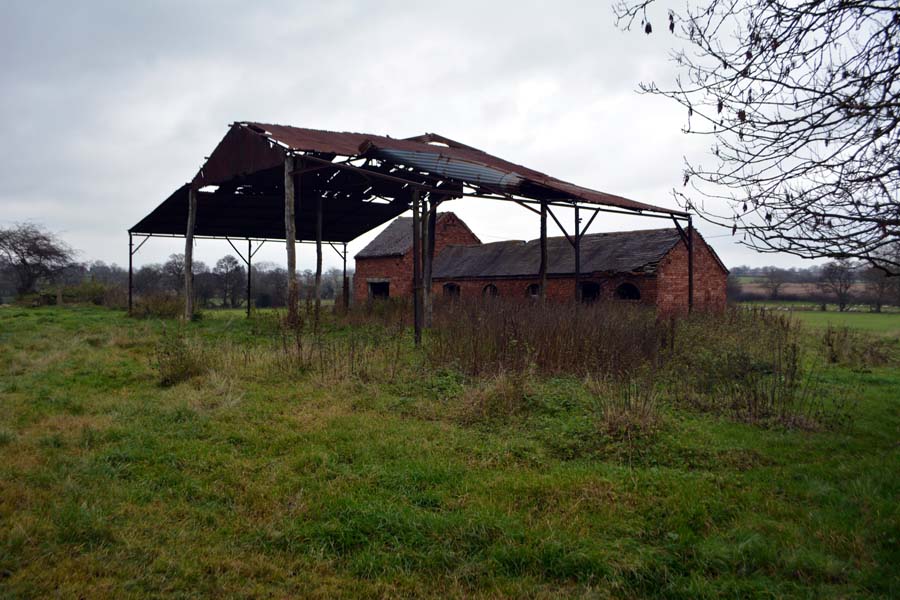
[655,230,728,315]
[433,213,481,255]
[353,253,414,302]
[355,218,727,316]
[431,274,659,306]
[353,213,480,303]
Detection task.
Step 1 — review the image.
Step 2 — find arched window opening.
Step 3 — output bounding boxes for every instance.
[579,281,600,303]
[525,284,541,299]
[615,282,641,300]
[443,283,461,298]
[482,284,499,298]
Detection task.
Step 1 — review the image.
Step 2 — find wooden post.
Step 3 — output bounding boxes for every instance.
[284,156,298,323]
[422,198,437,327]
[314,194,323,323]
[246,238,252,318]
[342,242,349,311]
[128,232,133,316]
[539,199,548,301]
[184,185,197,320]
[412,190,422,346]
[688,216,694,313]
[574,206,581,303]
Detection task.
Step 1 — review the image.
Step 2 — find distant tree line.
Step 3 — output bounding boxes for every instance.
[729,257,900,312]
[0,223,351,307]
[132,254,350,308]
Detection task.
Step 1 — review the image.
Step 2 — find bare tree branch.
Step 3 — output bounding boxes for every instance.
[614,0,900,274]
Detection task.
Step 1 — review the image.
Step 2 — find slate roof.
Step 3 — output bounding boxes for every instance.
[432,229,685,278]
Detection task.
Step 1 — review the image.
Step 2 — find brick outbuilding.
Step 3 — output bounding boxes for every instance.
[354,213,728,314]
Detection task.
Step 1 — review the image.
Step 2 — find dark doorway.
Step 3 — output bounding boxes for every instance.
[526,284,541,299]
[368,281,390,299]
[443,283,461,298]
[482,284,499,298]
[615,282,641,300]
[579,281,600,303]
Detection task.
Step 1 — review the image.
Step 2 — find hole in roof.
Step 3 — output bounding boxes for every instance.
[427,141,450,147]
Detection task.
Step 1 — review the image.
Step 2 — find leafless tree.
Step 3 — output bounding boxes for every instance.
[760,267,788,300]
[161,254,186,291]
[860,266,892,312]
[0,223,74,295]
[614,0,900,274]
[214,255,245,308]
[818,259,856,311]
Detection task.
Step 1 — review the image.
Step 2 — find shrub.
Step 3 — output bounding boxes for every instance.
[663,309,845,429]
[822,325,896,368]
[132,292,181,319]
[587,375,661,440]
[455,370,533,424]
[427,298,659,377]
[153,327,206,386]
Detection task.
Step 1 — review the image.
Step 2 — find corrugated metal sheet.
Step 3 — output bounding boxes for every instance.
[372,148,524,190]
[244,122,686,216]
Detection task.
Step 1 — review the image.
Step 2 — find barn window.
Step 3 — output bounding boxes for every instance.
[526,284,541,299]
[443,283,461,298]
[368,281,389,299]
[615,282,640,300]
[482,284,498,298]
[579,281,600,303]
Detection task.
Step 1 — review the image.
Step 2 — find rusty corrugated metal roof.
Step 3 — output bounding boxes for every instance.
[243,122,685,216]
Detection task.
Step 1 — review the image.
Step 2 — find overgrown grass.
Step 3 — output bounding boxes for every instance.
[0,304,898,598]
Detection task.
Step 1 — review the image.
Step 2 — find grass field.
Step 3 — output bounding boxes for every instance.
[1,306,898,598]
[792,310,900,336]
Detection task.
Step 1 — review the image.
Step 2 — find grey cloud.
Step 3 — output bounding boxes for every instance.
[1,1,804,271]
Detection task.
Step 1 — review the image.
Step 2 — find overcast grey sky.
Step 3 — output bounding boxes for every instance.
[1,0,809,272]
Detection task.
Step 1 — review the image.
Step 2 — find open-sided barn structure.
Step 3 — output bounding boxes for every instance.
[355,213,728,314]
[130,122,700,341]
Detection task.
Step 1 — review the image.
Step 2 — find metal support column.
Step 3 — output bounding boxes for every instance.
[342,242,349,311]
[128,233,133,315]
[246,239,252,318]
[284,156,298,323]
[412,190,423,346]
[184,185,197,320]
[539,200,548,300]
[423,198,437,327]
[314,194,323,322]
[688,216,694,313]
[574,206,581,303]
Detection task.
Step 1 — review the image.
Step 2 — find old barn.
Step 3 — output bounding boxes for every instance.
[131,121,713,340]
[355,213,728,314]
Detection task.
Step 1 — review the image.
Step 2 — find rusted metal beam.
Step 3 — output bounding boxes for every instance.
[546,205,574,247]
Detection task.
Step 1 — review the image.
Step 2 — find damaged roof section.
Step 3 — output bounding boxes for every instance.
[132,121,688,243]
[242,122,686,215]
[432,229,685,279]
